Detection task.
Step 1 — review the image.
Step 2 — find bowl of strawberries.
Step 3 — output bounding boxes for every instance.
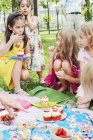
[0,114,15,125]
[51,126,73,140]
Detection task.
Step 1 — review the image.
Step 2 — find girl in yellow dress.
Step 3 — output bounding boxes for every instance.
[0,13,30,95]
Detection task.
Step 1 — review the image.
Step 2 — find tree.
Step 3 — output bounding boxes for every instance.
[39,0,52,34]
[34,0,38,16]
[0,0,12,26]
[84,0,92,21]
[51,0,60,30]
[43,14,52,30]
[12,0,20,12]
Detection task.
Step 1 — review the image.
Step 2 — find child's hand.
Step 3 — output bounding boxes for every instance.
[10,33,24,43]
[55,69,67,79]
[0,93,27,114]
[48,46,57,58]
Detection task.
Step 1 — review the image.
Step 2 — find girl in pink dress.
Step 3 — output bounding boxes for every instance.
[45,29,80,94]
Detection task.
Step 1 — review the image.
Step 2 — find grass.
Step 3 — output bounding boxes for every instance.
[0,30,57,92]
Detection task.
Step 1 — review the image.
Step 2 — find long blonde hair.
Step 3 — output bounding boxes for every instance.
[56,28,79,67]
[80,21,93,48]
[81,60,93,91]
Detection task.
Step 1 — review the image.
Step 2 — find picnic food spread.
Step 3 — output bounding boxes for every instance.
[38,96,51,106]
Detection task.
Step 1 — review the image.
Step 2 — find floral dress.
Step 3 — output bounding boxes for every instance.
[0,41,25,89]
[25,26,45,71]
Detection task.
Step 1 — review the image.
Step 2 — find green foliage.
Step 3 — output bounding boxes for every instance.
[12,0,20,12]
[39,0,52,8]
[83,0,92,21]
[0,0,12,12]
[42,14,52,29]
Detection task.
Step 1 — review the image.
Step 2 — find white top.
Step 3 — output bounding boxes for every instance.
[78,48,91,64]
[60,0,86,13]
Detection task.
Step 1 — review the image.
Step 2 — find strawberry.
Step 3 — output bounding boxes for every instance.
[62,128,67,136]
[55,128,63,136]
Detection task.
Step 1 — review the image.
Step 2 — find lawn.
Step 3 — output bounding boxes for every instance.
[0,30,57,92]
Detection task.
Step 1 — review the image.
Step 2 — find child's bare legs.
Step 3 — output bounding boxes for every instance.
[54,59,67,92]
[62,60,74,91]
[37,71,45,83]
[12,60,29,95]
[77,102,90,109]
[37,71,42,80]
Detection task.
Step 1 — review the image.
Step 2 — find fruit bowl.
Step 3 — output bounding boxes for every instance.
[51,126,73,140]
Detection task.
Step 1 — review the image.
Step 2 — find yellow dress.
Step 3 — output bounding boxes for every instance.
[0,41,25,89]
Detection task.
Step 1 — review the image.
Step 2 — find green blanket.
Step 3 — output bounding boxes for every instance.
[28,86,77,107]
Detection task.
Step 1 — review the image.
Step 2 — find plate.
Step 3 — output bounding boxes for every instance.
[32,102,57,108]
[10,55,28,59]
[36,112,67,122]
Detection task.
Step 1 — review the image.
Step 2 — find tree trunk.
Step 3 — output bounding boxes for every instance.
[56,8,59,30]
[47,0,50,34]
[12,0,15,12]
[34,0,38,16]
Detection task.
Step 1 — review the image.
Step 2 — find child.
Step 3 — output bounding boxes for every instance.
[19,0,45,82]
[76,21,93,108]
[0,13,30,95]
[77,60,93,109]
[45,29,80,94]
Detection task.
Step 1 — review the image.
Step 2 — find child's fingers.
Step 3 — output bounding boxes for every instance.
[13,103,28,113]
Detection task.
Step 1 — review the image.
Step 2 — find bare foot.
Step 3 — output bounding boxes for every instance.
[77,101,90,109]
[58,86,67,92]
[14,89,29,96]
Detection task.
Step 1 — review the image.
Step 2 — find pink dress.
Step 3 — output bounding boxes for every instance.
[44,56,80,94]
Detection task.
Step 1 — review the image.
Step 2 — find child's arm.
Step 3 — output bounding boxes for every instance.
[0,92,27,116]
[27,14,38,30]
[56,70,80,84]
[48,46,57,73]
[0,39,13,57]
[0,34,24,57]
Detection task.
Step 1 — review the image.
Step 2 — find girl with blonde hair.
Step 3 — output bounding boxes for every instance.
[77,21,93,108]
[45,28,80,93]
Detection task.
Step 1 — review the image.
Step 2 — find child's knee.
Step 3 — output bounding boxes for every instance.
[54,59,62,72]
[22,70,29,81]
[62,60,70,71]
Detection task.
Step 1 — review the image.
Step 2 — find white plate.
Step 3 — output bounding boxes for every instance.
[36,112,67,122]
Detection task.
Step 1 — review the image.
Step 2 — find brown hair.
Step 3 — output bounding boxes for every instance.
[19,0,33,10]
[80,21,93,48]
[56,28,79,67]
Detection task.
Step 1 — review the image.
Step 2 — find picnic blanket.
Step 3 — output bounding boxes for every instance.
[1,107,93,140]
[29,86,77,107]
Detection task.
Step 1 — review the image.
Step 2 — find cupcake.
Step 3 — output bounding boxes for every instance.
[43,109,52,121]
[52,109,61,121]
[17,51,24,57]
[56,104,64,113]
[38,96,51,106]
